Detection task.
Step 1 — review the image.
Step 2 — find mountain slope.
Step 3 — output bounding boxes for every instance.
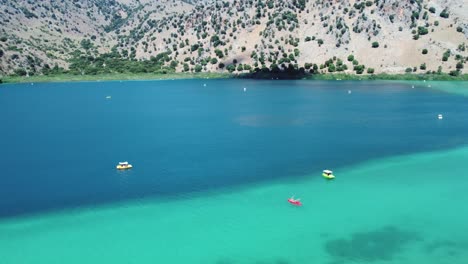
[0,0,466,76]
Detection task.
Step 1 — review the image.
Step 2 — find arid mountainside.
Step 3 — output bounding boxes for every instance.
[0,0,466,76]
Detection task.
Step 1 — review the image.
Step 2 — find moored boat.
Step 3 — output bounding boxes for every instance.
[116,161,133,170]
[287,197,302,206]
[322,169,335,179]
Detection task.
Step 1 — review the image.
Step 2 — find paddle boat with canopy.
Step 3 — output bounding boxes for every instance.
[116,161,133,170]
[322,169,335,179]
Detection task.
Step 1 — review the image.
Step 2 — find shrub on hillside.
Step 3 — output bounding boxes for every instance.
[440,10,449,18]
[449,70,460,76]
[422,49,428,54]
[442,50,450,61]
[353,65,365,74]
[215,49,224,58]
[418,27,428,35]
[372,42,379,48]
[14,68,27,76]
[226,64,236,72]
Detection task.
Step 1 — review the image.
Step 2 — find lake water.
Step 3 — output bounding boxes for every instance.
[0,79,467,264]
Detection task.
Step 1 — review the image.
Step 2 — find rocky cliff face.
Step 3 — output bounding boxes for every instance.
[0,0,466,76]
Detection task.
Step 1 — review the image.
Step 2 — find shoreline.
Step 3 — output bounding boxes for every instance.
[1,72,467,84]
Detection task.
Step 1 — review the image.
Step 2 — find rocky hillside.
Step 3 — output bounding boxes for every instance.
[0,0,466,76]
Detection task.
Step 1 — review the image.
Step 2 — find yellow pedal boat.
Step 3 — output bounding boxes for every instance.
[116,161,133,170]
[322,169,335,180]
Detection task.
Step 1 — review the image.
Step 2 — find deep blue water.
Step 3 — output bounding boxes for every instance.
[1,79,467,218]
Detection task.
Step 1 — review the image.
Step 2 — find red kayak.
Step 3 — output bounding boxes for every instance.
[288,198,302,206]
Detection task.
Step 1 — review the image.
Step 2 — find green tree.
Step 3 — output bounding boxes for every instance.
[442,50,450,61]
[354,65,365,74]
[418,27,428,35]
[80,39,93,50]
[14,68,27,76]
[226,64,236,72]
[449,70,460,76]
[215,49,224,58]
[422,49,428,54]
[372,42,379,48]
[440,10,449,18]
[191,44,200,52]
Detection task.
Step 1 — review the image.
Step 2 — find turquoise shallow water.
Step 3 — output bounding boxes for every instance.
[1,146,467,264]
[0,80,468,263]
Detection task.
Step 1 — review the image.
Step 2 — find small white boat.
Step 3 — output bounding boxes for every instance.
[244,87,247,92]
[348,90,352,94]
[438,114,443,120]
[203,83,207,87]
[106,96,112,99]
[116,161,133,170]
[412,85,415,89]
[322,169,335,180]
